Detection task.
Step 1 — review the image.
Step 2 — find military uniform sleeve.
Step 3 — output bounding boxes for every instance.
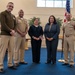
[25,19,28,33]
[0,12,11,32]
[71,21,75,30]
[15,17,19,31]
[72,21,75,26]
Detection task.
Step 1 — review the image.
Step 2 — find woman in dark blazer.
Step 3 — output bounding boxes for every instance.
[28,18,43,63]
[44,15,60,64]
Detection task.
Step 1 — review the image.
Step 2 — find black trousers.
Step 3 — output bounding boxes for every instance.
[46,39,58,63]
[31,39,41,63]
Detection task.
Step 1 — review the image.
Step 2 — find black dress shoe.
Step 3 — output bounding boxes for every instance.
[0,69,4,73]
[8,66,17,70]
[45,61,51,64]
[35,62,40,64]
[52,62,56,65]
[19,62,28,64]
[62,63,69,66]
[68,65,74,68]
[14,63,19,67]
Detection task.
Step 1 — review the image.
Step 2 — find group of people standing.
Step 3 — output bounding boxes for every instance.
[0,1,75,73]
[24,13,60,64]
[0,2,28,73]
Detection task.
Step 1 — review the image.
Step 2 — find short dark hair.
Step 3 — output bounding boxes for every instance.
[48,15,57,24]
[19,9,24,13]
[33,18,39,22]
[8,2,14,5]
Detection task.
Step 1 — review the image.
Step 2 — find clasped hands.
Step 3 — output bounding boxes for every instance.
[10,30,15,36]
[20,32,26,37]
[32,36,43,40]
[46,37,53,41]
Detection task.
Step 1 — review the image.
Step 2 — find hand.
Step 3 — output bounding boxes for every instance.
[46,37,50,41]
[21,32,26,37]
[46,37,53,41]
[10,30,15,36]
[32,36,40,40]
[34,37,40,40]
[50,38,53,41]
[39,36,43,40]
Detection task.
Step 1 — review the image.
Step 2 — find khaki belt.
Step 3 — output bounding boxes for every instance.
[65,35,73,37]
[65,35,69,37]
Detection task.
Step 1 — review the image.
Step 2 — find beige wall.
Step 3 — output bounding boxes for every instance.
[0,0,75,27]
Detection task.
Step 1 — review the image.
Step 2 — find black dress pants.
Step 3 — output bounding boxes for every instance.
[31,39,41,63]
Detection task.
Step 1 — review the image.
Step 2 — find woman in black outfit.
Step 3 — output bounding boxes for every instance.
[28,18,43,63]
[44,15,60,64]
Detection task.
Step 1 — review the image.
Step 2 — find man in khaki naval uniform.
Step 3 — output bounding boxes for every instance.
[62,13,75,67]
[14,9,28,66]
[0,2,17,73]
